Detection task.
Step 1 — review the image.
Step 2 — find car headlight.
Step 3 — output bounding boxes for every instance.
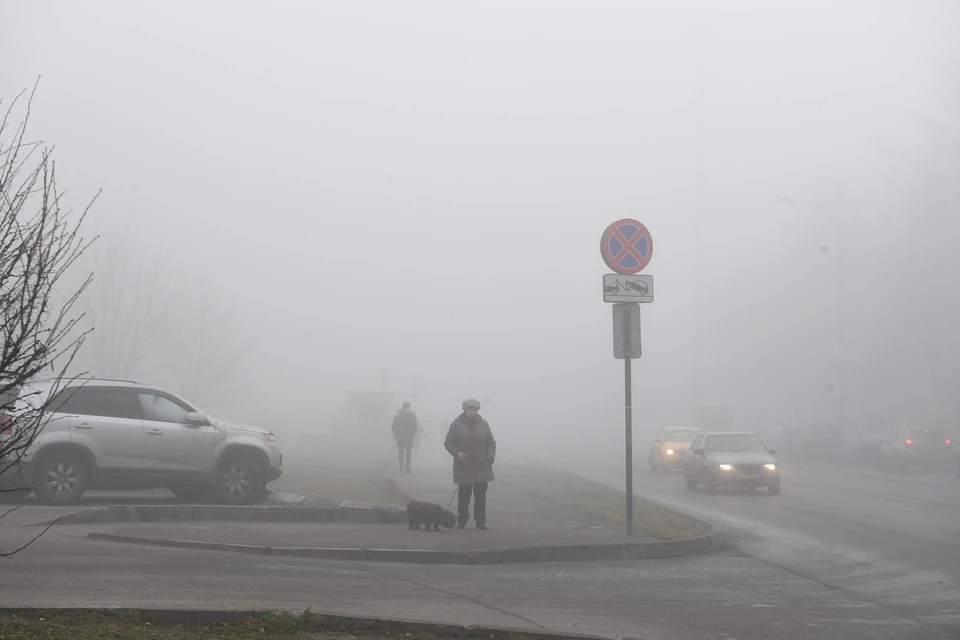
[665,449,674,455]
[718,464,733,471]
[764,463,777,471]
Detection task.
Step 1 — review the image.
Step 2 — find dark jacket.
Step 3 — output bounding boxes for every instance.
[444,413,496,485]
[392,409,418,446]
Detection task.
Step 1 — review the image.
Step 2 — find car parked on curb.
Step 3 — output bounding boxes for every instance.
[649,427,701,471]
[683,431,780,494]
[0,378,283,505]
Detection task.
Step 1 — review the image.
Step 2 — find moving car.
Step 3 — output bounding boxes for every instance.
[649,427,701,471]
[0,378,283,505]
[878,427,952,472]
[683,431,780,494]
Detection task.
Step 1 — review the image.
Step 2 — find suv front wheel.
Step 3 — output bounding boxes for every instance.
[34,452,89,505]
[215,456,264,505]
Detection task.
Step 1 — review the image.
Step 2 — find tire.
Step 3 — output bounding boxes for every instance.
[768,479,781,495]
[703,469,717,493]
[684,467,697,490]
[167,485,210,501]
[215,456,264,505]
[33,452,89,505]
[649,456,659,472]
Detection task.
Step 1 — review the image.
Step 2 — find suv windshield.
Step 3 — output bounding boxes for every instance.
[665,430,698,443]
[0,386,19,413]
[706,433,767,453]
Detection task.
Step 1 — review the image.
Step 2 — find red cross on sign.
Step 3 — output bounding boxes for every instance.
[600,219,653,275]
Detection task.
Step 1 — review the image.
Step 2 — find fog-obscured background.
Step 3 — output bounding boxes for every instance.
[3,0,957,460]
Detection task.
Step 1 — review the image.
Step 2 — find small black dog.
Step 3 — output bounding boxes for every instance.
[407,500,457,531]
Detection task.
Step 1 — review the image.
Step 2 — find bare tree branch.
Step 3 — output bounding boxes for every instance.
[0,81,94,557]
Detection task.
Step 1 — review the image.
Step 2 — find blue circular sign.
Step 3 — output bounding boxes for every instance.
[600,219,653,274]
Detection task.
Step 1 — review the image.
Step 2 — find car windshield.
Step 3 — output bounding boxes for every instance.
[0,386,19,413]
[706,434,766,453]
[664,430,698,443]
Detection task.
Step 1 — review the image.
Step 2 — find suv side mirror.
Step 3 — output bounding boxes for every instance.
[694,447,704,456]
[768,448,777,455]
[185,412,209,426]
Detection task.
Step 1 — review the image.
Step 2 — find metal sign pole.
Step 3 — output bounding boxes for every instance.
[625,355,634,536]
[600,218,653,539]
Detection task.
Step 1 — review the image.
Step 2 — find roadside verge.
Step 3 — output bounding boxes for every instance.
[84,529,723,565]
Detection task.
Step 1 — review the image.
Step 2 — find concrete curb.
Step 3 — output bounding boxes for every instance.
[1,607,625,639]
[86,531,724,565]
[44,502,407,527]
[262,490,306,507]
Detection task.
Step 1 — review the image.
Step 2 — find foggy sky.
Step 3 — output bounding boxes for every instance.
[2,1,957,452]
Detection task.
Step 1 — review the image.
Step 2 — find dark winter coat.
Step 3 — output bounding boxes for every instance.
[444,413,496,485]
[392,409,418,446]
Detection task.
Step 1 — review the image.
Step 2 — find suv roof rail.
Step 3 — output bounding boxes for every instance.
[33,376,139,385]
[79,377,139,384]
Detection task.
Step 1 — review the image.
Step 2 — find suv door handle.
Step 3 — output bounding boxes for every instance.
[74,423,93,430]
[146,429,163,436]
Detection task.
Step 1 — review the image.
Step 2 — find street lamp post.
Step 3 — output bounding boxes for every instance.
[777,197,847,433]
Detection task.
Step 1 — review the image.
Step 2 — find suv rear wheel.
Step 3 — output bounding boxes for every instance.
[33,452,89,505]
[215,456,263,505]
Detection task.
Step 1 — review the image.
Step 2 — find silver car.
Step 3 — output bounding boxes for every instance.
[683,431,781,494]
[0,378,282,505]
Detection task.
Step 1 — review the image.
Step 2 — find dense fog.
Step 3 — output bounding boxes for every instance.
[3,0,958,463]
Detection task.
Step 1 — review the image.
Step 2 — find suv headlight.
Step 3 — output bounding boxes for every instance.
[665,448,674,455]
[764,463,777,471]
[718,464,733,471]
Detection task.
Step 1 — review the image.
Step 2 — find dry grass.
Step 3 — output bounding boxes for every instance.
[0,610,541,640]
[270,457,409,507]
[501,466,711,540]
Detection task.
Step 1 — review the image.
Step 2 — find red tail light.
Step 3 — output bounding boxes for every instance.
[905,439,913,446]
[947,439,952,445]
[0,414,11,435]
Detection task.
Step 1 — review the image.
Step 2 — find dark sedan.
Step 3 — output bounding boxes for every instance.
[684,431,781,494]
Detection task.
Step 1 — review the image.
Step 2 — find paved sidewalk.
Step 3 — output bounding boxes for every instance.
[387,461,649,540]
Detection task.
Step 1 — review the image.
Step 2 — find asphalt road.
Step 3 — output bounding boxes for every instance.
[0,524,948,640]
[573,456,960,634]
[2,467,959,639]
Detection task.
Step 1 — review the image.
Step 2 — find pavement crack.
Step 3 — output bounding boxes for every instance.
[357,564,553,632]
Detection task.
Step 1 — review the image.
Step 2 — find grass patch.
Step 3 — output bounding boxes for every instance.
[0,610,541,640]
[500,466,711,540]
[270,457,409,507]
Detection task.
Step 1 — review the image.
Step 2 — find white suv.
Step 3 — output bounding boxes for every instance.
[0,378,283,505]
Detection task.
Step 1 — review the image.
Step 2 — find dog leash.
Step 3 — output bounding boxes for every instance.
[446,485,459,510]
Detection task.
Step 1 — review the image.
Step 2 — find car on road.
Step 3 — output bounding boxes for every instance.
[684,431,780,494]
[649,427,701,471]
[0,378,283,505]
[878,427,952,472]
